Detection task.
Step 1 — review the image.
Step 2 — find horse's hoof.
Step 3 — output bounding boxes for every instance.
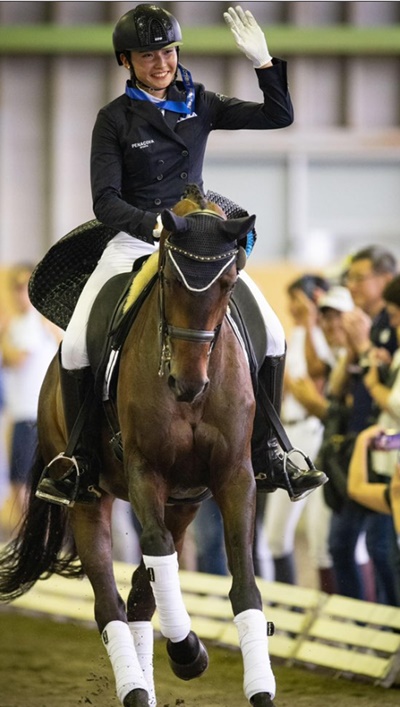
[250,692,275,707]
[123,688,149,707]
[167,630,209,680]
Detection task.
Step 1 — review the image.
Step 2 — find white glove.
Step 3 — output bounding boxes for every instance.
[223,5,272,68]
[152,213,163,240]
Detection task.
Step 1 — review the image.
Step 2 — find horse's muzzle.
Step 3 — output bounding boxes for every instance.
[168,374,209,403]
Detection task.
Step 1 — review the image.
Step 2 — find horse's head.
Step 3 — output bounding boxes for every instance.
[158,190,255,403]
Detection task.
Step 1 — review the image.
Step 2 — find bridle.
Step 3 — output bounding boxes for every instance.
[157,211,239,377]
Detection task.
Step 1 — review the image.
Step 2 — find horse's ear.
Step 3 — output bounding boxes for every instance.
[219,214,256,242]
[161,209,189,234]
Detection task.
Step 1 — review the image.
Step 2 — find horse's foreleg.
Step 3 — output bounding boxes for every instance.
[129,493,208,682]
[70,499,149,707]
[215,473,276,706]
[133,486,192,647]
[163,504,208,680]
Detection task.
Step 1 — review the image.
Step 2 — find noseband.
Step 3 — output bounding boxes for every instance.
[158,212,238,377]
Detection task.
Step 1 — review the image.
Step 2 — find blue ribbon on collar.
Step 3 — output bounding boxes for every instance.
[125,63,195,115]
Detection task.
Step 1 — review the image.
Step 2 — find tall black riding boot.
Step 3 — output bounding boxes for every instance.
[252,354,327,501]
[35,364,101,507]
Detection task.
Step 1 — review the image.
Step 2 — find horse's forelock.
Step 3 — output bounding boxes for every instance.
[171,184,226,219]
[173,198,226,220]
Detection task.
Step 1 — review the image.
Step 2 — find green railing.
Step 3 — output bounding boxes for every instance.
[1,25,400,55]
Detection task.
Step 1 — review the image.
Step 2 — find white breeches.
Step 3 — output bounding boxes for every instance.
[61,233,285,370]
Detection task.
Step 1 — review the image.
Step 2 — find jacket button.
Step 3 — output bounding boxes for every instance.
[158,159,165,165]
[154,198,162,206]
[156,174,163,181]
[180,172,188,179]
[181,150,189,157]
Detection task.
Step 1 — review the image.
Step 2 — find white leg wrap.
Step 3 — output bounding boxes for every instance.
[234,609,276,702]
[143,552,191,643]
[102,620,148,705]
[129,621,156,707]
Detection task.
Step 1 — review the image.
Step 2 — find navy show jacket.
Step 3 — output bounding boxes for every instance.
[90,59,294,244]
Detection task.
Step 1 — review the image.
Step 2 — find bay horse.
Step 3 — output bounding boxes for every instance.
[0,187,276,707]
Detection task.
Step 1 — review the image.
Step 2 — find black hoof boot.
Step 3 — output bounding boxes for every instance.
[250,692,276,707]
[256,447,328,501]
[167,630,209,680]
[123,688,149,707]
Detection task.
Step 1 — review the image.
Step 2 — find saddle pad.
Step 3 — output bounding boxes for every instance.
[123,252,158,312]
[28,219,118,330]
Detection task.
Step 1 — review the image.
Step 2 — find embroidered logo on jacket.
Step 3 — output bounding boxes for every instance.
[131,140,155,149]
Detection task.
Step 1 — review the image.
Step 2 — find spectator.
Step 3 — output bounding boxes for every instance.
[0,264,61,535]
[326,246,398,603]
[347,425,400,605]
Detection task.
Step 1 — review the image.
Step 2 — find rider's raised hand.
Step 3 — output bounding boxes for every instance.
[223,5,272,68]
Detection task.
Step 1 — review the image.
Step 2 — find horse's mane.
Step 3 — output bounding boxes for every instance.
[173,184,226,219]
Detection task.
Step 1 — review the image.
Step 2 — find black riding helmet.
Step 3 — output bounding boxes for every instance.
[113,3,183,65]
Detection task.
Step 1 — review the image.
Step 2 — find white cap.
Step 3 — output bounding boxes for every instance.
[318,286,354,313]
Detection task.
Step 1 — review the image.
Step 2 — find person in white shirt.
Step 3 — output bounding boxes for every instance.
[0,264,61,533]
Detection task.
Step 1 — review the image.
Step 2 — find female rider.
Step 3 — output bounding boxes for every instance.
[36,3,326,506]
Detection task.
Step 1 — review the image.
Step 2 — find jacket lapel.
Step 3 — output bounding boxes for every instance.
[126,85,187,145]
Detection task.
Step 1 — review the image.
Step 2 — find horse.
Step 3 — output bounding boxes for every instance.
[0,186,277,707]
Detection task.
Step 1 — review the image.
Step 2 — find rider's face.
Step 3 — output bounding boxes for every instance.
[129,47,178,92]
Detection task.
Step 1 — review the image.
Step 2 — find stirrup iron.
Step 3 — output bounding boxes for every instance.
[35,454,81,507]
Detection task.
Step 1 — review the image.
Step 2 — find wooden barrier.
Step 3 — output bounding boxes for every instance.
[3,560,399,688]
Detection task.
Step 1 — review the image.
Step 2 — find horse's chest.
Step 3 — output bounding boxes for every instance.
[161,418,225,470]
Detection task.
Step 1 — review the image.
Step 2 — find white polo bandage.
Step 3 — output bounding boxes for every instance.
[129,621,156,707]
[102,620,148,704]
[234,609,276,701]
[143,552,191,642]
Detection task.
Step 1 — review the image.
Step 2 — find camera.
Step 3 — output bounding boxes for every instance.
[370,431,400,451]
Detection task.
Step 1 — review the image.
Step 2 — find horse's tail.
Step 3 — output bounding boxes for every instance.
[0,449,84,602]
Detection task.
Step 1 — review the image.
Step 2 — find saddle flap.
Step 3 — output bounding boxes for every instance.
[87,272,134,396]
[87,257,159,400]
